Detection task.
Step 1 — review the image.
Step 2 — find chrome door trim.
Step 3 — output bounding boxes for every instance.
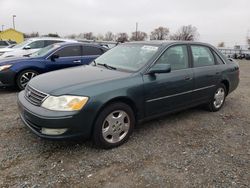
[146,85,216,103]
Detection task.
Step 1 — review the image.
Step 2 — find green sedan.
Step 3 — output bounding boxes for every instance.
[18,41,239,149]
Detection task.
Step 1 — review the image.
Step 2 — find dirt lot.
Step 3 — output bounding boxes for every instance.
[0,60,249,188]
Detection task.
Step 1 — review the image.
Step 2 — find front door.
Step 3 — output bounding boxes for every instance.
[143,45,194,116]
[46,45,83,71]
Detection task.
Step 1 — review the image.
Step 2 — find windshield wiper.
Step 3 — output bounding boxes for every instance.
[97,63,117,70]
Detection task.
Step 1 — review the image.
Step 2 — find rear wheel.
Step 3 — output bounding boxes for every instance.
[92,103,135,149]
[207,84,226,112]
[16,70,38,90]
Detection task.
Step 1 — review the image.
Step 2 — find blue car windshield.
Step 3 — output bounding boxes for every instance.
[29,44,60,57]
[94,44,159,72]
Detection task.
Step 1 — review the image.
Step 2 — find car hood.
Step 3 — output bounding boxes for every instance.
[29,65,132,95]
[0,57,33,65]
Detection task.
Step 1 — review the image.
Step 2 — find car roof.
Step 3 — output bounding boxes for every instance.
[127,40,215,48]
[26,37,77,42]
[54,42,108,49]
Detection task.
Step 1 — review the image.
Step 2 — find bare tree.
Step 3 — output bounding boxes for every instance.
[150,26,169,40]
[130,31,148,41]
[116,33,129,43]
[170,25,199,41]
[43,33,60,38]
[96,34,104,40]
[83,32,96,40]
[218,42,225,47]
[24,32,39,38]
[247,36,250,46]
[65,34,77,39]
[104,31,115,41]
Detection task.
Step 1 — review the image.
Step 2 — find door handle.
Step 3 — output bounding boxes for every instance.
[184,77,192,81]
[73,60,81,63]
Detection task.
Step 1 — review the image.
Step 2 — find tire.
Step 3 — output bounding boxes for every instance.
[92,102,135,149]
[16,70,38,90]
[207,84,226,112]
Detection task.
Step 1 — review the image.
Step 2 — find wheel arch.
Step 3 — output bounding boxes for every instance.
[91,96,138,134]
[220,79,230,95]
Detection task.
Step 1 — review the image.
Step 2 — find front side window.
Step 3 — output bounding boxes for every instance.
[156,45,189,71]
[191,46,215,67]
[55,46,81,57]
[28,40,45,49]
[82,46,103,55]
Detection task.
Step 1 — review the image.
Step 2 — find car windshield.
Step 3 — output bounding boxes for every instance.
[29,44,60,57]
[94,44,159,71]
[12,40,32,49]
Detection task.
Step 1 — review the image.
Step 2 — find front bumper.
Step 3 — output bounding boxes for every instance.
[18,91,94,140]
[0,69,16,87]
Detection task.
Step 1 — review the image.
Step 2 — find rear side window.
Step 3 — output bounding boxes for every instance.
[191,46,215,67]
[82,46,103,56]
[45,40,63,46]
[156,45,189,71]
[213,51,225,65]
[28,40,45,49]
[55,46,81,57]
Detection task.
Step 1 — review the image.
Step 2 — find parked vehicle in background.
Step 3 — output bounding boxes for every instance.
[77,39,119,49]
[18,41,239,149]
[0,40,17,48]
[0,42,107,89]
[218,47,250,60]
[0,37,76,58]
[245,53,250,60]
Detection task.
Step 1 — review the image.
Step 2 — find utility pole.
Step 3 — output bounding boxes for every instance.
[135,22,138,41]
[1,25,4,31]
[12,15,16,29]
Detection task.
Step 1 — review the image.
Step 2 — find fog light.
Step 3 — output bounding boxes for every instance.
[41,128,67,135]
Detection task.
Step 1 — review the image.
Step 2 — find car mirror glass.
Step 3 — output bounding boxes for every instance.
[148,64,171,74]
[50,54,59,61]
[23,46,31,50]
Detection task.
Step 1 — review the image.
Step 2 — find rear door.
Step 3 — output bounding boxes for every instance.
[143,44,195,116]
[190,45,221,103]
[81,45,105,64]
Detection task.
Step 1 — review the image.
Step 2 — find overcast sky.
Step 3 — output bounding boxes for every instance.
[1,0,250,46]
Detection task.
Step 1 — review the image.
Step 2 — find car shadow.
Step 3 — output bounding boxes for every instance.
[0,86,18,93]
[30,105,206,152]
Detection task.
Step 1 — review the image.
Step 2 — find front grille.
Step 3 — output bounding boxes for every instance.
[25,85,48,106]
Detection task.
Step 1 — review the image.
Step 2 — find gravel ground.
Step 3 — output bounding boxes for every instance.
[0,60,249,188]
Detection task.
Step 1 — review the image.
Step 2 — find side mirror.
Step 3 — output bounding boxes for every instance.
[23,45,31,50]
[50,54,59,61]
[148,64,171,74]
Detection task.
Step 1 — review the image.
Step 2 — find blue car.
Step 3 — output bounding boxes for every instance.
[0,42,107,89]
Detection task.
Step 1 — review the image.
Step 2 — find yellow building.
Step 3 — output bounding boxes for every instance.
[0,28,24,43]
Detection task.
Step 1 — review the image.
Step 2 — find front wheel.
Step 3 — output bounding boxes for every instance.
[16,70,38,90]
[207,84,226,112]
[92,103,135,149]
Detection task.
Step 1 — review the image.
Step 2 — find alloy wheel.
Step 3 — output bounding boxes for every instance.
[19,72,37,89]
[102,110,130,144]
[213,87,225,109]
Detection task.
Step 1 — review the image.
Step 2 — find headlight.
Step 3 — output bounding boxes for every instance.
[41,95,89,111]
[0,65,12,71]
